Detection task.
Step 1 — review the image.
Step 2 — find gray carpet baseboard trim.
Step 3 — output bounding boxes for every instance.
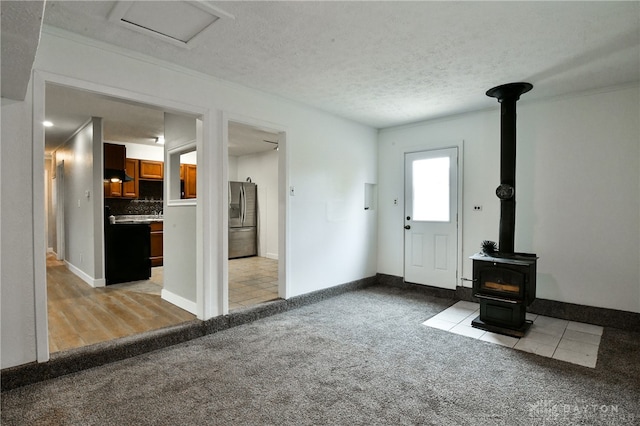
[376,273,457,300]
[527,298,640,332]
[441,278,640,333]
[1,275,377,392]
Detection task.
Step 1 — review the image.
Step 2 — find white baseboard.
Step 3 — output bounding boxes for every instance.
[265,252,279,260]
[47,247,55,254]
[161,289,197,315]
[65,261,104,287]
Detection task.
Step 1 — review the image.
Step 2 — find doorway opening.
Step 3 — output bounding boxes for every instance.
[42,82,199,354]
[227,120,284,311]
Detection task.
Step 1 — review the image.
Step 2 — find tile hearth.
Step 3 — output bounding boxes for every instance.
[423,301,603,368]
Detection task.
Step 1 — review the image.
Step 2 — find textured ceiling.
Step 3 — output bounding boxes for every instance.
[45,84,166,149]
[14,0,639,151]
[40,1,640,130]
[44,84,279,156]
[1,0,45,101]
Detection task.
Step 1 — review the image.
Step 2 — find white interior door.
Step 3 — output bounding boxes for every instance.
[404,148,458,289]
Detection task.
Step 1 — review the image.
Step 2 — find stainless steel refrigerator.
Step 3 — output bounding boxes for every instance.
[229,181,257,259]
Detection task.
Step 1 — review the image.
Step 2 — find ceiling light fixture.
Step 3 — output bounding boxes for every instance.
[43,121,53,127]
[156,136,165,145]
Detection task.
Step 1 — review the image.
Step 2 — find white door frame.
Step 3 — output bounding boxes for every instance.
[222,112,289,313]
[32,70,213,362]
[55,161,65,261]
[401,141,464,290]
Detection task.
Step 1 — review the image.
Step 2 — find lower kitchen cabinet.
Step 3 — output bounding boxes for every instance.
[149,221,163,267]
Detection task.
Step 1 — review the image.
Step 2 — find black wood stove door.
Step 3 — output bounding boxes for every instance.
[477,266,526,300]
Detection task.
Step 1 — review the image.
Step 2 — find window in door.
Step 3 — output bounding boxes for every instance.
[411,157,450,222]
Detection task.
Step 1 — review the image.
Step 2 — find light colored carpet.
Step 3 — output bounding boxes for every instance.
[2,285,639,425]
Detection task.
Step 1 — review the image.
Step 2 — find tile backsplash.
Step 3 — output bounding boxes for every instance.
[106,198,163,216]
[139,180,163,199]
[106,180,164,215]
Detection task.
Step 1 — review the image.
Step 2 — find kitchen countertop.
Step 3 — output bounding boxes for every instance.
[113,215,163,224]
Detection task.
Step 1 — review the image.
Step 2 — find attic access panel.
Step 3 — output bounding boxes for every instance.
[108,1,234,49]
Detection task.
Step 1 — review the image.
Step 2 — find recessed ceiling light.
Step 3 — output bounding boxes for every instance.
[43,121,53,127]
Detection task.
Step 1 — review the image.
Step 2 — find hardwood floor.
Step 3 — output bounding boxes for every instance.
[47,255,279,353]
[47,256,195,353]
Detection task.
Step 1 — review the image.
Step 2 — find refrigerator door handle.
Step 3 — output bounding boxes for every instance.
[241,185,246,225]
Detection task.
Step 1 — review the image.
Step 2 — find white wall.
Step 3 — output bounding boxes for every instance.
[378,85,640,313]
[288,118,378,295]
[114,141,164,161]
[1,93,38,368]
[0,29,378,368]
[163,205,197,306]
[54,117,104,286]
[162,112,197,311]
[228,156,238,181]
[237,149,279,259]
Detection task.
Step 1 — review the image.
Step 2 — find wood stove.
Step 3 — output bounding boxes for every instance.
[471,252,537,336]
[471,82,538,338]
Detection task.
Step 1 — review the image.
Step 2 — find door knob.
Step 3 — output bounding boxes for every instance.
[404,225,411,230]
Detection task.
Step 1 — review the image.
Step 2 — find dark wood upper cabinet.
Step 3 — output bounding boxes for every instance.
[104,143,126,170]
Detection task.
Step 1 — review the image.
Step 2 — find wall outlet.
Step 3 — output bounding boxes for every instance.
[473,205,482,211]
[393,198,398,206]
[289,186,295,196]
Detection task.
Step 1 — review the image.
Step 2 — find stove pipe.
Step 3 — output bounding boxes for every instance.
[486,82,533,254]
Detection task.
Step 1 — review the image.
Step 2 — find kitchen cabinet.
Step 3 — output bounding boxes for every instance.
[104,181,122,198]
[104,143,125,198]
[140,160,164,180]
[104,143,125,170]
[149,221,163,267]
[104,158,138,198]
[183,164,197,199]
[122,158,139,198]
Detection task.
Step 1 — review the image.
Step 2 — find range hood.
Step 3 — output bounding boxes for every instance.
[104,168,133,182]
